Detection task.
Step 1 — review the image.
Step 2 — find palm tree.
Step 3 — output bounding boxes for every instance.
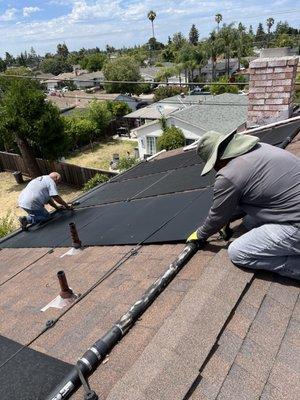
[215,13,223,32]
[218,24,238,77]
[266,17,274,47]
[148,11,156,38]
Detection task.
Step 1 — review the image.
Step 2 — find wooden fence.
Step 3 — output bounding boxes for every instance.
[0,151,117,187]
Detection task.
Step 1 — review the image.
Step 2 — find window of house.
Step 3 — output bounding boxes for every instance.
[185,139,195,146]
[146,136,157,155]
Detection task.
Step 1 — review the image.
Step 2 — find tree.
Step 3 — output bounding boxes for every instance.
[40,57,72,75]
[266,17,275,47]
[87,100,113,136]
[0,78,68,177]
[106,100,132,119]
[63,116,97,149]
[205,31,222,80]
[189,24,199,46]
[102,56,142,94]
[80,53,107,72]
[155,67,176,84]
[57,43,69,59]
[218,24,238,76]
[249,25,254,36]
[157,126,185,151]
[215,13,223,32]
[172,32,186,50]
[153,86,188,102]
[256,23,266,47]
[147,10,156,38]
[0,58,6,72]
[235,23,253,69]
[208,76,239,95]
[4,52,14,67]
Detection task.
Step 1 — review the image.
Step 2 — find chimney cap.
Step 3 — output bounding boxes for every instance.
[260,47,294,58]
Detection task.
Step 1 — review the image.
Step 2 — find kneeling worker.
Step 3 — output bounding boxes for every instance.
[187,130,300,280]
[18,172,72,230]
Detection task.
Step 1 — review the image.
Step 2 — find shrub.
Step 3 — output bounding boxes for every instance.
[154,86,188,102]
[157,126,185,151]
[208,76,239,95]
[83,173,109,192]
[0,213,15,238]
[118,156,138,172]
[63,116,97,149]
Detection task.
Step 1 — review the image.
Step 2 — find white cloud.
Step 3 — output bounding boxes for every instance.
[0,0,297,56]
[0,8,17,22]
[69,0,122,21]
[23,7,41,17]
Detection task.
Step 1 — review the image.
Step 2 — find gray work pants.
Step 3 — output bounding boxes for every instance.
[228,216,300,280]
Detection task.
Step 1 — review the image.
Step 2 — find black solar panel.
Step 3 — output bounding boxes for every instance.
[1,190,206,248]
[79,172,166,206]
[257,119,300,146]
[112,149,201,181]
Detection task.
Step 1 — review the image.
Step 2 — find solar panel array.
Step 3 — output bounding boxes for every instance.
[1,119,299,248]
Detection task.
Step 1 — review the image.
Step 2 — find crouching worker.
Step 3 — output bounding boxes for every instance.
[18,172,72,230]
[187,130,300,280]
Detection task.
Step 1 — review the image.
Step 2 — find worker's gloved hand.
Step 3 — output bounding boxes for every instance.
[186,230,206,249]
[219,224,233,241]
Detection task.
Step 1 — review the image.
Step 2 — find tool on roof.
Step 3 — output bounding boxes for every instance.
[45,241,202,400]
[219,223,234,241]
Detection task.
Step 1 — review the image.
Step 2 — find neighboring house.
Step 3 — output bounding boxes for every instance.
[43,79,58,91]
[43,70,105,91]
[124,103,180,127]
[201,58,240,80]
[134,93,249,158]
[140,66,187,84]
[48,91,139,112]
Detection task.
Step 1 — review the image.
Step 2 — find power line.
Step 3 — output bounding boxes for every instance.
[0,73,252,85]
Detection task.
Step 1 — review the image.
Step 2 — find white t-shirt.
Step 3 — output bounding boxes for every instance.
[19,175,58,210]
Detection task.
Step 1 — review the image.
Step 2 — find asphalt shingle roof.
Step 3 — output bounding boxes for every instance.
[0,117,299,400]
[173,103,248,134]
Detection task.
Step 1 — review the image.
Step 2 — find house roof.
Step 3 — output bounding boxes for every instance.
[159,94,213,106]
[125,104,180,119]
[172,101,248,135]
[0,117,300,399]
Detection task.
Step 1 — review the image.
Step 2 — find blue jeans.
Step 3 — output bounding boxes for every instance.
[22,207,51,225]
[228,216,300,280]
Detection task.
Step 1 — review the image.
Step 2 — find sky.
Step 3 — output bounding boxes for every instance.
[0,0,299,56]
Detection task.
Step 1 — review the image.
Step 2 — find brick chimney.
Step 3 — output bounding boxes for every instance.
[247,49,299,127]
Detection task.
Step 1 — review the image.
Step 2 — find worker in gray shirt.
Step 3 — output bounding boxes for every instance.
[18,172,72,230]
[187,130,300,280]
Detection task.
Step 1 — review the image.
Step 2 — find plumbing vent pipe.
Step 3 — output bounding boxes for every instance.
[57,270,74,299]
[46,242,199,400]
[69,222,82,249]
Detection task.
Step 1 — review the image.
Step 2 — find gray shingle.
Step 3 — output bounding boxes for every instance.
[171,94,248,134]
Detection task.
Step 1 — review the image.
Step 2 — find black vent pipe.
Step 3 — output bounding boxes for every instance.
[46,242,198,400]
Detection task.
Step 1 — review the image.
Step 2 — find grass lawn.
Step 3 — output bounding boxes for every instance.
[0,172,82,230]
[66,139,138,170]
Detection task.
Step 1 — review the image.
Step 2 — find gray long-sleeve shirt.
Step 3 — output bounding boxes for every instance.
[197,143,300,240]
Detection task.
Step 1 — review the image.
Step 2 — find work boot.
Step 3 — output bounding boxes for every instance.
[18,216,28,231]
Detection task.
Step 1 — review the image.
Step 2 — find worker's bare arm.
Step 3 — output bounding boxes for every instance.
[48,197,61,210]
[51,195,72,209]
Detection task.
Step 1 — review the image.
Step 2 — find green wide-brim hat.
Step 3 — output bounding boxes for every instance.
[197,130,260,176]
